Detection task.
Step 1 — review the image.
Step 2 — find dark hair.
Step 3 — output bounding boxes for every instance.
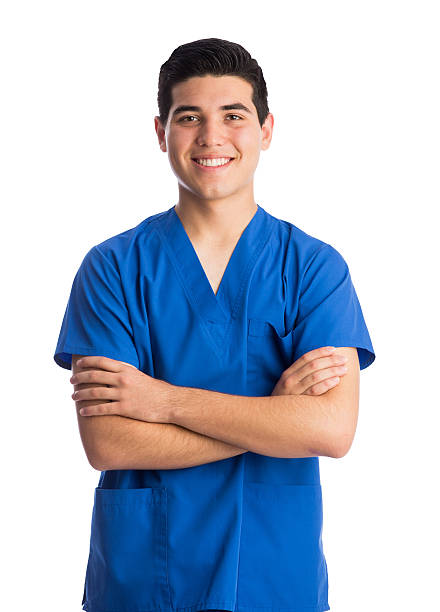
[157,38,269,128]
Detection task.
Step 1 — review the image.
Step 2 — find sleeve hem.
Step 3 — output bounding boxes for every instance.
[54,344,140,371]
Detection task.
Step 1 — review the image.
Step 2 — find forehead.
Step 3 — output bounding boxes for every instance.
[170,74,255,109]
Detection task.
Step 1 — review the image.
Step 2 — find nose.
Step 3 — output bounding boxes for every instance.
[195,117,227,147]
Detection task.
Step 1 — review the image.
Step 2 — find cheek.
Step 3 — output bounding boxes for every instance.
[236,131,261,163]
[166,132,188,158]
[167,142,186,174]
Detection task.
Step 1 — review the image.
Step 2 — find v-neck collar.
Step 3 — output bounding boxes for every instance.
[156,203,273,325]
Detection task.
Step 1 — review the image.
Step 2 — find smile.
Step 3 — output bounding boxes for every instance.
[191,157,235,171]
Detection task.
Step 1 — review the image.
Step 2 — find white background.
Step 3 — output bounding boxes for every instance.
[1,1,438,611]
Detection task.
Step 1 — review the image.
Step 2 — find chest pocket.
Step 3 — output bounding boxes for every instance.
[246,317,294,396]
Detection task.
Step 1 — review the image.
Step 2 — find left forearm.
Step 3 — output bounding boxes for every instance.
[168,385,339,459]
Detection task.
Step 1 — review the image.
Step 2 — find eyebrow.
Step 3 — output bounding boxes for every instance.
[172,103,252,119]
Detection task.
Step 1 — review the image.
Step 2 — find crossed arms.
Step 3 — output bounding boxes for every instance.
[71,346,360,471]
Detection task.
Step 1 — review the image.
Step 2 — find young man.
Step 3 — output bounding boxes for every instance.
[54,38,375,612]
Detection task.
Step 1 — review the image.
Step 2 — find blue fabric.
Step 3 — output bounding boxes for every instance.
[54,204,375,612]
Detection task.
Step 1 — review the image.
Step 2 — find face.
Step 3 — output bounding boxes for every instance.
[155,74,273,204]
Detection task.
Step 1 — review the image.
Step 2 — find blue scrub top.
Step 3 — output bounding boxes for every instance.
[54,204,375,612]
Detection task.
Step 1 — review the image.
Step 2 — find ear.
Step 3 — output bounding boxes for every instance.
[261,112,274,151]
[154,116,167,153]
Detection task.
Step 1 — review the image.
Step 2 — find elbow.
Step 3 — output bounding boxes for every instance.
[329,430,355,458]
[304,425,355,459]
[90,453,109,472]
[84,447,109,471]
[327,404,358,458]
[306,424,354,459]
[80,433,113,471]
[78,434,109,471]
[90,439,118,471]
[77,410,119,471]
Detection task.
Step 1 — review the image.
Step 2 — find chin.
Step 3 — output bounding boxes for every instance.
[199,189,236,201]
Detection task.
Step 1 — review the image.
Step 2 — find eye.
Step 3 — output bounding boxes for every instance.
[227,114,243,120]
[178,115,199,122]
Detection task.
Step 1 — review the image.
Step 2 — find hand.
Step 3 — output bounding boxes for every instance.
[70,355,173,422]
[271,346,348,396]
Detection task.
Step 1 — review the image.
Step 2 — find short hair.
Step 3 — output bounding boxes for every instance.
[157,38,270,128]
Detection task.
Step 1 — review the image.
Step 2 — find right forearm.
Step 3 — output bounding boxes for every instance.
[95,415,249,471]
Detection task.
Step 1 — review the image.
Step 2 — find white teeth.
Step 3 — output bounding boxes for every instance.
[194,157,232,167]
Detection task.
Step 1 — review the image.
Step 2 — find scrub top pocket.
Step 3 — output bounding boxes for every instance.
[83,486,170,612]
[246,318,294,396]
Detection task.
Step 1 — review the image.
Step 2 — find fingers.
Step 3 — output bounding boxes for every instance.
[298,356,348,382]
[273,346,352,397]
[74,356,123,371]
[72,385,118,402]
[284,346,338,377]
[290,349,347,384]
[298,360,348,394]
[302,375,341,395]
[70,369,118,386]
[279,347,349,396]
[119,361,137,369]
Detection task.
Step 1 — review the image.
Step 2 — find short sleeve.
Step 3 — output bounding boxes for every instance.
[292,244,376,370]
[54,245,139,371]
